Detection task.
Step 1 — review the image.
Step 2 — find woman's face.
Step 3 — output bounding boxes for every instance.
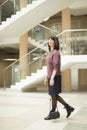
[48,38,55,48]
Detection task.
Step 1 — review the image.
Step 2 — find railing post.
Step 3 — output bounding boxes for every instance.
[0,6,2,24]
[3,69,6,91]
[13,0,16,14]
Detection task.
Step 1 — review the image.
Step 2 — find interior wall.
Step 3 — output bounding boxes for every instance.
[78,69,87,91]
[0,54,18,88]
[71,15,87,29]
[42,15,61,33]
[0,60,12,88]
[71,69,78,91]
[42,14,87,30]
[62,69,71,92]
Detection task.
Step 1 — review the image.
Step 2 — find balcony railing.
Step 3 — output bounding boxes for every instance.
[57,29,87,55]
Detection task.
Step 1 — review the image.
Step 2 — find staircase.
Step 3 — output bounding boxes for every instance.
[11,66,47,91]
[28,37,48,51]
[0,0,70,41]
[9,29,87,91]
[28,24,58,51]
[10,54,87,91]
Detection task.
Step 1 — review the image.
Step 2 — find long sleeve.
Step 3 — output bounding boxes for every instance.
[52,51,60,71]
[46,50,61,78]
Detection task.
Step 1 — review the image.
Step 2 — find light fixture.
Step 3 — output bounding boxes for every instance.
[44,17,49,22]
[3,58,17,61]
[33,57,38,60]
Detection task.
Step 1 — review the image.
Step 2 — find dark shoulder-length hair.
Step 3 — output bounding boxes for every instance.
[48,36,60,51]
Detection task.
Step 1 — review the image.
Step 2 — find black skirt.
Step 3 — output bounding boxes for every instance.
[48,75,61,95]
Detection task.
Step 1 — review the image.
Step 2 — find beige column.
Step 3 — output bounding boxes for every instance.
[62,7,71,54]
[19,0,27,9]
[19,0,28,79]
[62,8,72,92]
[62,7,71,31]
[19,33,28,79]
[62,69,71,92]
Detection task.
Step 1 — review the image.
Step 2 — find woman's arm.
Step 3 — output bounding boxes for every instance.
[50,51,59,86]
[50,69,57,86]
[50,69,57,80]
[44,75,48,86]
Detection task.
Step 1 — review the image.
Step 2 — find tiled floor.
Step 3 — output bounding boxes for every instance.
[0,89,87,130]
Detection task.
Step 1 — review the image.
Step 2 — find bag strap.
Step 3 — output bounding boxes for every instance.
[49,98,51,112]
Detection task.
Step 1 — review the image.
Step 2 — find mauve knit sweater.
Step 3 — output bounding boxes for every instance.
[46,49,61,78]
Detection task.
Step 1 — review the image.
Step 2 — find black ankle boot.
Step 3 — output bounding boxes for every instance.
[44,111,52,120]
[64,104,75,118]
[44,110,60,120]
[44,114,51,120]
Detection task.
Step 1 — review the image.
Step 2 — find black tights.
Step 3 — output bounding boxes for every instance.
[51,94,67,112]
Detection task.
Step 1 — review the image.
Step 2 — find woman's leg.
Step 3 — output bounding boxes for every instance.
[50,95,57,112]
[56,94,75,118]
[56,94,67,106]
[44,95,58,120]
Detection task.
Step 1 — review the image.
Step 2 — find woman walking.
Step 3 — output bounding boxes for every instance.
[44,36,74,120]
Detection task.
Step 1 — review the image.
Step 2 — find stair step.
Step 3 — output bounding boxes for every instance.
[37,69,42,73]
[31,73,37,76]
[42,66,46,70]
[26,76,31,80]
[32,0,38,4]
[1,21,6,25]
[6,18,11,22]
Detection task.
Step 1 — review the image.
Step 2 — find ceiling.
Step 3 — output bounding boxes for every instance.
[0,0,87,55]
[69,0,87,16]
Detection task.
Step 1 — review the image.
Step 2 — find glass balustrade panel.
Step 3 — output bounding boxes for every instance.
[0,0,36,23]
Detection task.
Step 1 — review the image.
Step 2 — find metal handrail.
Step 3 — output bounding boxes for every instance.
[28,52,46,66]
[0,0,9,7]
[57,29,87,37]
[39,24,58,34]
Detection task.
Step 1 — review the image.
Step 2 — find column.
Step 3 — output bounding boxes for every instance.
[20,33,28,79]
[62,8,72,92]
[19,0,28,79]
[62,69,71,92]
[62,7,71,54]
[0,7,2,24]
[19,0,28,9]
[62,7,71,31]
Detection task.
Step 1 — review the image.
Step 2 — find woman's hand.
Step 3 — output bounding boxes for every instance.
[50,79,54,86]
[44,79,48,86]
[50,70,56,86]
